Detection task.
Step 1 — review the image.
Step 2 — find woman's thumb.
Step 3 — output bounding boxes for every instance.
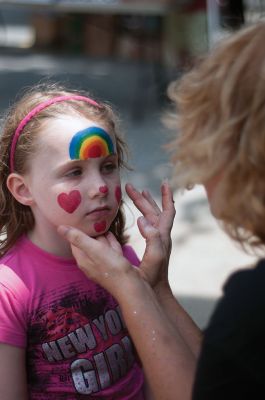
[137,216,158,239]
[138,217,163,261]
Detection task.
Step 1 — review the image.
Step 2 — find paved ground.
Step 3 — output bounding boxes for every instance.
[0,49,257,328]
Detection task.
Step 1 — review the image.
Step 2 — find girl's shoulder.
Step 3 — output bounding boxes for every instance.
[0,236,31,301]
[0,236,33,273]
[122,244,140,267]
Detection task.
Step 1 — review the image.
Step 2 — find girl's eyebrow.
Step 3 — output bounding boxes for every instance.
[55,154,119,175]
[54,160,82,175]
[104,154,118,161]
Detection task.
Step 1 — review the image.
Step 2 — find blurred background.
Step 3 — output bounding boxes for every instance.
[0,0,264,327]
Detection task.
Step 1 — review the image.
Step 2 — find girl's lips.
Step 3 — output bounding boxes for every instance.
[86,207,110,220]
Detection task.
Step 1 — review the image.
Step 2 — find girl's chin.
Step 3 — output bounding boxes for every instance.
[82,223,109,237]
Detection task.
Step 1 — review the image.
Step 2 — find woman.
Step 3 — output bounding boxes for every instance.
[58,22,265,400]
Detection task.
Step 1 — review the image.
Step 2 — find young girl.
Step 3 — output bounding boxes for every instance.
[0,84,146,399]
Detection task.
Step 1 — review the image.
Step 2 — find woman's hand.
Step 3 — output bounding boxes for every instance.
[125,181,175,290]
[58,228,134,297]
[58,223,164,300]
[58,180,175,297]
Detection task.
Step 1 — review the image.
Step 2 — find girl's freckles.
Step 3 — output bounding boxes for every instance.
[115,186,122,204]
[94,221,107,233]
[57,190,82,214]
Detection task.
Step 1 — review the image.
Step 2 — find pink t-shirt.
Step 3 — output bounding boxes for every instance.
[0,236,144,399]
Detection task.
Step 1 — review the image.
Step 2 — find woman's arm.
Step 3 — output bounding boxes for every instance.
[58,182,202,398]
[115,271,197,400]
[126,182,202,357]
[154,283,202,358]
[0,343,28,400]
[58,225,197,400]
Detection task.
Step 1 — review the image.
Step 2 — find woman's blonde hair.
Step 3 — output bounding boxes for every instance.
[0,83,129,254]
[166,22,265,248]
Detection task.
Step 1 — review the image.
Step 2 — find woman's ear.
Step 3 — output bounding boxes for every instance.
[6,173,34,206]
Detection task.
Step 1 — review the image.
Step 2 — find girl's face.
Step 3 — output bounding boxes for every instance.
[25,116,122,239]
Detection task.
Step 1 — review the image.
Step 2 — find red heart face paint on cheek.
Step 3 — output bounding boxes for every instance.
[94,221,107,233]
[57,190,81,214]
[115,185,122,204]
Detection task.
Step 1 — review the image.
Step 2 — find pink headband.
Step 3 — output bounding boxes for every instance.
[9,95,101,172]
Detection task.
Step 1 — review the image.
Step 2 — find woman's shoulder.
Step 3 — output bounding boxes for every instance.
[223,258,265,298]
[205,259,265,340]
[218,258,265,316]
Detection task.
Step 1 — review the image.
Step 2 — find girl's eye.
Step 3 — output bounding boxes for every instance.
[66,169,82,177]
[102,162,117,174]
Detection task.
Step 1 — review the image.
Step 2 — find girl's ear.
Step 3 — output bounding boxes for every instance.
[6,173,34,206]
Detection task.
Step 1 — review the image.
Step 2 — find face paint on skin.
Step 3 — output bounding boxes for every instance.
[69,126,115,160]
[57,190,81,214]
[94,221,107,233]
[115,185,122,204]
[99,185,109,194]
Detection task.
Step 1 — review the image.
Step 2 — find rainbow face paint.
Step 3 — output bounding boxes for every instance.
[69,126,115,160]
[57,190,81,214]
[94,221,107,233]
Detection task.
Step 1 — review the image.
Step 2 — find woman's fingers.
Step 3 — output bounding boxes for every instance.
[126,182,175,220]
[138,217,165,278]
[126,183,160,219]
[58,225,103,271]
[127,182,175,232]
[96,235,111,246]
[105,232,123,255]
[57,225,131,289]
[57,225,98,255]
[142,189,161,215]
[161,181,175,213]
[159,182,176,232]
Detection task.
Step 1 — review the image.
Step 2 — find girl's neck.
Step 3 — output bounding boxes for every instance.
[28,226,73,259]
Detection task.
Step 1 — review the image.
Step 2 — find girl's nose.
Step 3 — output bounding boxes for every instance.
[99,185,109,196]
[87,181,109,199]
